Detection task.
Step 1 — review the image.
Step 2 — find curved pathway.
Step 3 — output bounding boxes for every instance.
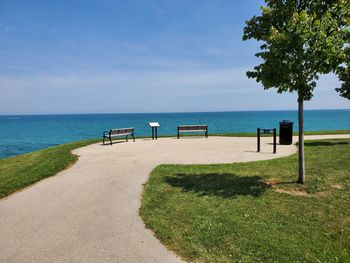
[1,135,349,262]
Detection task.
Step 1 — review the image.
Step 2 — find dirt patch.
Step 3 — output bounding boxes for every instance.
[275,188,311,197]
[341,217,350,227]
[267,179,313,197]
[331,184,344,190]
[266,179,279,186]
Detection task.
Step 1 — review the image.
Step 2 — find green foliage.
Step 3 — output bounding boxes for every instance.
[336,63,350,99]
[141,139,350,262]
[243,0,350,101]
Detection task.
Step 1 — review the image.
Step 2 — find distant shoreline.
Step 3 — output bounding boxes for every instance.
[1,108,349,117]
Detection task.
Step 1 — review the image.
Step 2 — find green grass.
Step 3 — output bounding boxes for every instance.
[0,130,349,199]
[303,130,350,135]
[0,129,348,199]
[140,139,350,263]
[0,139,99,199]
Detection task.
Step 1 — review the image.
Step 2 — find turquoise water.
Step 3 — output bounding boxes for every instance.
[0,109,349,159]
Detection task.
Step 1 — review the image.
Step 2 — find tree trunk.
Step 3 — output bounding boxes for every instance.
[297,95,305,184]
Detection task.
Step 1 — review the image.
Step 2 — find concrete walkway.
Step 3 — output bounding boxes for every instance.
[1,135,349,262]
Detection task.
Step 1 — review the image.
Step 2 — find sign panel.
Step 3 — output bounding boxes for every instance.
[149,122,160,127]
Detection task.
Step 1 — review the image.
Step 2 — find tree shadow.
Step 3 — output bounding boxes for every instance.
[164,173,271,198]
[274,181,298,186]
[304,141,348,147]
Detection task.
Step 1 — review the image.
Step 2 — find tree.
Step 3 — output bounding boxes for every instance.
[336,63,350,99]
[243,0,350,184]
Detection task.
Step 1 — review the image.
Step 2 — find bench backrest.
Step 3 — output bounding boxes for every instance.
[110,128,134,135]
[178,125,207,131]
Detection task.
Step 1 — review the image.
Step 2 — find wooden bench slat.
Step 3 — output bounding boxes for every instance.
[179,130,206,132]
[110,133,132,137]
[177,125,208,138]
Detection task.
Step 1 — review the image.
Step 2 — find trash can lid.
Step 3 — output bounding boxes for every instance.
[280,120,293,124]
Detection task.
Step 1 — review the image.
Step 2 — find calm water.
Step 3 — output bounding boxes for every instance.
[0,109,349,159]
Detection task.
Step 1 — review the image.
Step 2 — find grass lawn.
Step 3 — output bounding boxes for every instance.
[0,139,99,199]
[140,139,350,263]
[0,130,349,200]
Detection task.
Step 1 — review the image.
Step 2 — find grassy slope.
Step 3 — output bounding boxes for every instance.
[0,130,349,199]
[0,139,98,198]
[141,139,350,263]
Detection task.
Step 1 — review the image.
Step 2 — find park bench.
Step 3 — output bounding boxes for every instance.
[177,125,208,139]
[103,128,135,145]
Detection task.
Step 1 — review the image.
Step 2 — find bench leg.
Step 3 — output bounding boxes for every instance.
[109,136,112,145]
[132,134,135,142]
[103,137,105,145]
[177,131,180,139]
[126,135,128,142]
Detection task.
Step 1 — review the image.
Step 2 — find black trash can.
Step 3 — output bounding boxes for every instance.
[279,120,293,145]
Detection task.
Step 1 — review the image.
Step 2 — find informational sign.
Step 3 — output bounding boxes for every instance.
[149,122,160,127]
[149,122,160,139]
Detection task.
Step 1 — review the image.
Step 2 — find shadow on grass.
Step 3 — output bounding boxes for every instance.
[164,173,271,198]
[304,141,348,147]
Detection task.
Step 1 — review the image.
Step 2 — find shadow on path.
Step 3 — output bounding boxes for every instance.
[164,173,271,198]
[100,140,130,146]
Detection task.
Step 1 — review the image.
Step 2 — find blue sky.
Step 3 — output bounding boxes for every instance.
[0,0,348,114]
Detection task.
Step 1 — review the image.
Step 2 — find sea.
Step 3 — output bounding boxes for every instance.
[0,109,349,159]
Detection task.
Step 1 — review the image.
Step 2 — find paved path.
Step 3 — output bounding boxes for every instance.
[1,135,349,262]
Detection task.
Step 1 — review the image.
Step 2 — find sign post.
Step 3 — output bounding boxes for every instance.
[149,122,160,140]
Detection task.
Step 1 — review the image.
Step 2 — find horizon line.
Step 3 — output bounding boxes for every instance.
[1,108,349,116]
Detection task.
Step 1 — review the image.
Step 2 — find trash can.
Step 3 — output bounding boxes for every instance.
[279,120,293,145]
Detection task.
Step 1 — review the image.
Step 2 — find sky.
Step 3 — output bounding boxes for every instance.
[0,0,349,115]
